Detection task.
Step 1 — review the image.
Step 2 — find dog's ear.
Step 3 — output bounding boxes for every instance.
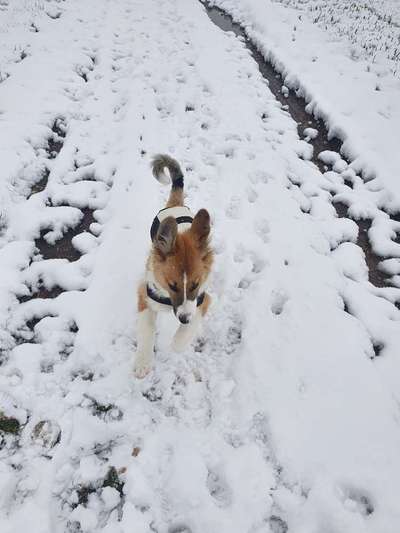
[154,216,177,257]
[191,209,210,248]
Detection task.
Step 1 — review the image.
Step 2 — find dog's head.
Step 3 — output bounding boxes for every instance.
[152,209,213,324]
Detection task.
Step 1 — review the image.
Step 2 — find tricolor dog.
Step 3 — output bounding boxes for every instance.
[134,154,213,378]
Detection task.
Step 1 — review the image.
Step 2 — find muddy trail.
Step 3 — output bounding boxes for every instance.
[204,3,399,293]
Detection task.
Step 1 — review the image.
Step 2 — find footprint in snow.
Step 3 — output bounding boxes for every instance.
[168,525,192,533]
[269,515,288,533]
[194,337,206,353]
[206,469,232,507]
[255,217,270,243]
[141,384,163,402]
[238,253,266,289]
[225,195,241,219]
[234,245,266,273]
[249,169,271,185]
[202,84,212,96]
[250,412,270,446]
[339,486,374,516]
[223,145,235,159]
[251,253,266,274]
[233,244,246,264]
[31,420,61,449]
[225,322,242,355]
[238,276,252,289]
[246,186,258,203]
[270,289,289,316]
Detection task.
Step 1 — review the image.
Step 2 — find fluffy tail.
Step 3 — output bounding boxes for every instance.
[151,154,184,208]
[151,154,184,189]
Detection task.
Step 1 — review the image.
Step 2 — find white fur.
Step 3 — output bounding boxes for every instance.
[176,299,197,323]
[157,206,193,232]
[135,301,203,377]
[156,168,172,186]
[146,268,169,298]
[175,273,197,323]
[134,283,207,377]
[171,308,203,352]
[134,308,156,378]
[135,266,208,378]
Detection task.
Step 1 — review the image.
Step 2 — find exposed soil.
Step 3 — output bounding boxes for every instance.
[28,119,66,197]
[27,169,50,198]
[18,285,65,304]
[48,118,66,159]
[20,117,97,305]
[35,207,96,262]
[27,117,97,278]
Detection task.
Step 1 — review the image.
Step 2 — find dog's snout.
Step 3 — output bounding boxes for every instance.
[178,313,190,325]
[175,300,196,325]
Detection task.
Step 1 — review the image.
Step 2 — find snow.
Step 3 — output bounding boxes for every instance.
[210,0,400,212]
[0,0,400,532]
[273,0,400,79]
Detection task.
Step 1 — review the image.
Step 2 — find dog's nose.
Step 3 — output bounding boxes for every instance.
[178,313,190,324]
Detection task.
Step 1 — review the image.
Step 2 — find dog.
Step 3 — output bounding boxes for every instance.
[134,154,213,378]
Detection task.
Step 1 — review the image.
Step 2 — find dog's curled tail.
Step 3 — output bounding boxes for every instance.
[151,154,184,189]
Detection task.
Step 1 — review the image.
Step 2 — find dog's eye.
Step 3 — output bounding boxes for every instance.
[190,282,199,292]
[168,282,178,292]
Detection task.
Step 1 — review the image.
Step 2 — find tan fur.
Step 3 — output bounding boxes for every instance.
[137,283,148,312]
[166,188,184,208]
[199,293,211,316]
[151,225,213,307]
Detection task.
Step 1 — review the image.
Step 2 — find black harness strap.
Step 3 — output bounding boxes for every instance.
[147,284,205,307]
[146,285,172,306]
[196,292,205,307]
[176,215,194,225]
[150,214,193,241]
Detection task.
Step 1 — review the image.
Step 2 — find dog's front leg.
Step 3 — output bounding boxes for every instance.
[171,294,211,352]
[134,308,156,378]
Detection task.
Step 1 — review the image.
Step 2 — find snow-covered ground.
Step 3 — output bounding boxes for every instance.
[273,0,400,79]
[211,0,400,214]
[1,1,400,532]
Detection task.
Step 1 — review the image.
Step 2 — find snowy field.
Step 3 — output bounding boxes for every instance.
[1,1,400,532]
[212,0,400,215]
[273,0,400,78]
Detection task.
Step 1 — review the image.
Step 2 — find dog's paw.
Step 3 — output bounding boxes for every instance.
[171,327,193,353]
[134,354,152,379]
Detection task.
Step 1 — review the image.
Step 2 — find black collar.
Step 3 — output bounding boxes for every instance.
[147,284,205,307]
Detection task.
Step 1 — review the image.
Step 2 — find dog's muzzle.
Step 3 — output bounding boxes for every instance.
[177,312,191,325]
[175,299,196,325]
